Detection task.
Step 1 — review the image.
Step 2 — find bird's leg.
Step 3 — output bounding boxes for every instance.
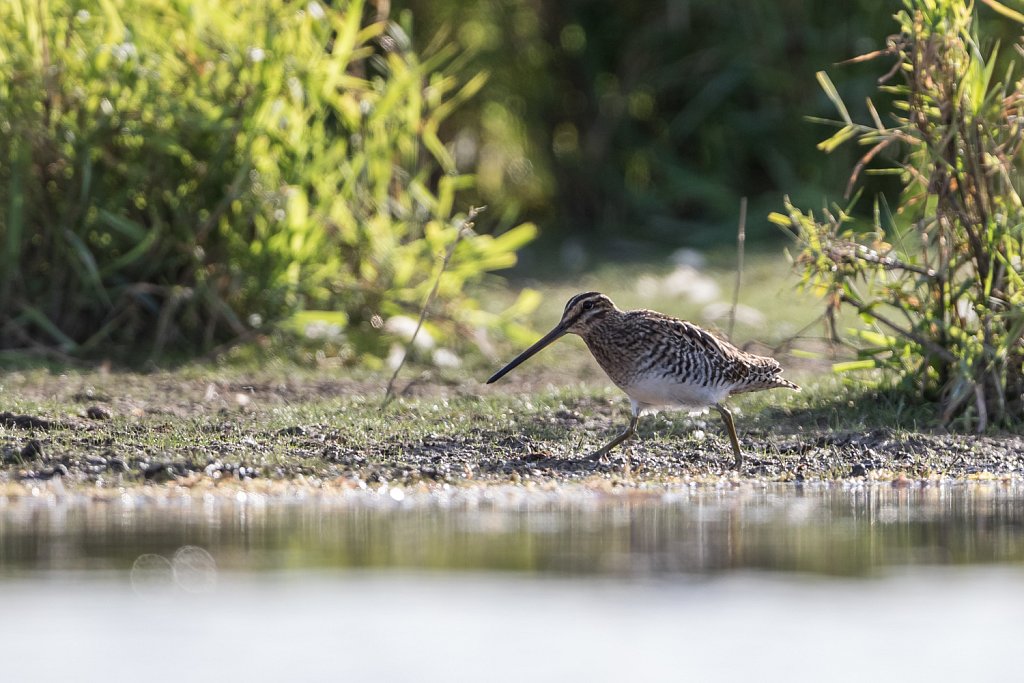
[587,413,639,461]
[714,403,743,468]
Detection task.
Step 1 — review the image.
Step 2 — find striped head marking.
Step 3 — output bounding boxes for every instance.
[560,292,616,334]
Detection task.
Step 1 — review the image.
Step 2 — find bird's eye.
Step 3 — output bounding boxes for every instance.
[583,301,594,311]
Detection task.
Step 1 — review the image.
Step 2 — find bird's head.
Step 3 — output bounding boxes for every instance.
[558,291,616,335]
[486,292,617,384]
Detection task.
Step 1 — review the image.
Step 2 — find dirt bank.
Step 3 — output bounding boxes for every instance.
[1,369,1021,490]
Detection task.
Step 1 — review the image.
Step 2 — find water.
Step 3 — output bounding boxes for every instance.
[1,481,1023,681]
[4,481,1023,576]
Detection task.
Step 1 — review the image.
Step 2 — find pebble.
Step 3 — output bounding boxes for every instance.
[21,439,44,459]
[86,406,112,420]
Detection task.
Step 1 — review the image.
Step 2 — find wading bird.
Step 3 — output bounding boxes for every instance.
[486,292,799,467]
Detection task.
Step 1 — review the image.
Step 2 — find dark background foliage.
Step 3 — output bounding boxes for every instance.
[394,0,902,258]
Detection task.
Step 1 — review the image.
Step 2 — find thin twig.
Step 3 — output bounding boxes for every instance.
[768,313,832,356]
[835,47,892,66]
[837,243,938,278]
[381,206,486,408]
[1,323,86,366]
[727,197,747,341]
[844,136,898,199]
[839,293,957,364]
[974,382,988,433]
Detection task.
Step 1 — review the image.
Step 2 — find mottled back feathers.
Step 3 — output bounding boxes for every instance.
[571,299,799,399]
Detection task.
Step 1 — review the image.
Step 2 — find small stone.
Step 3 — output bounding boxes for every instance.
[143,462,171,480]
[86,405,112,420]
[21,439,44,459]
[851,463,868,477]
[23,464,70,481]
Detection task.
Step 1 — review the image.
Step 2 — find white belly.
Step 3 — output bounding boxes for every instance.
[620,375,731,411]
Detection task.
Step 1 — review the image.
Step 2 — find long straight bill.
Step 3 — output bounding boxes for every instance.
[486,324,569,384]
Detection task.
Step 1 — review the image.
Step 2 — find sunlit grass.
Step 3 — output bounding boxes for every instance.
[0,364,964,486]
[491,246,822,347]
[0,244,1005,495]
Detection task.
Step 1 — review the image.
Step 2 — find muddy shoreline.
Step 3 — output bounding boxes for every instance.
[1,371,1022,491]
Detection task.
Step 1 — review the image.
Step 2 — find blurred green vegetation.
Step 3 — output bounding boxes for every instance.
[394,0,906,257]
[0,0,536,361]
[780,0,1024,429]
[7,0,1021,369]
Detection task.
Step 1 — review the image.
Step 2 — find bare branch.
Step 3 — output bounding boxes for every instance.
[974,383,988,433]
[844,136,899,199]
[839,294,957,364]
[849,244,937,278]
[381,206,487,409]
[727,197,747,341]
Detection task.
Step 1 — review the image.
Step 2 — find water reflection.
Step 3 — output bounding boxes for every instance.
[130,545,217,594]
[0,481,1022,577]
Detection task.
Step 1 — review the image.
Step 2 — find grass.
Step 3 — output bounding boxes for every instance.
[1,247,1020,492]
[0,363,1018,491]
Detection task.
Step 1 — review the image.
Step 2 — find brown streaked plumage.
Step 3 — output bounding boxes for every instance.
[487,292,800,467]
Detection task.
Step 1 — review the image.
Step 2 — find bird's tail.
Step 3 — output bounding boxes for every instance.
[767,376,801,391]
[732,355,801,394]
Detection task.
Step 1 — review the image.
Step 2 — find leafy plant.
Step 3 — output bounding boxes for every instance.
[0,0,536,362]
[773,0,1024,430]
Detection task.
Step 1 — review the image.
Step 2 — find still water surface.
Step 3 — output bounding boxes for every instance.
[3,480,1023,575]
[1,481,1022,681]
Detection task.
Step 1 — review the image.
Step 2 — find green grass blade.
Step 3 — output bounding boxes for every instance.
[2,141,28,307]
[98,209,147,241]
[832,359,877,373]
[17,303,78,351]
[64,229,111,307]
[816,71,852,124]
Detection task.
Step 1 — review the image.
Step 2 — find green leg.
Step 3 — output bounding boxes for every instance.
[588,413,639,461]
[715,403,743,468]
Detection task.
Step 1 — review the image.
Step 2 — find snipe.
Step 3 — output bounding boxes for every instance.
[487,292,799,467]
